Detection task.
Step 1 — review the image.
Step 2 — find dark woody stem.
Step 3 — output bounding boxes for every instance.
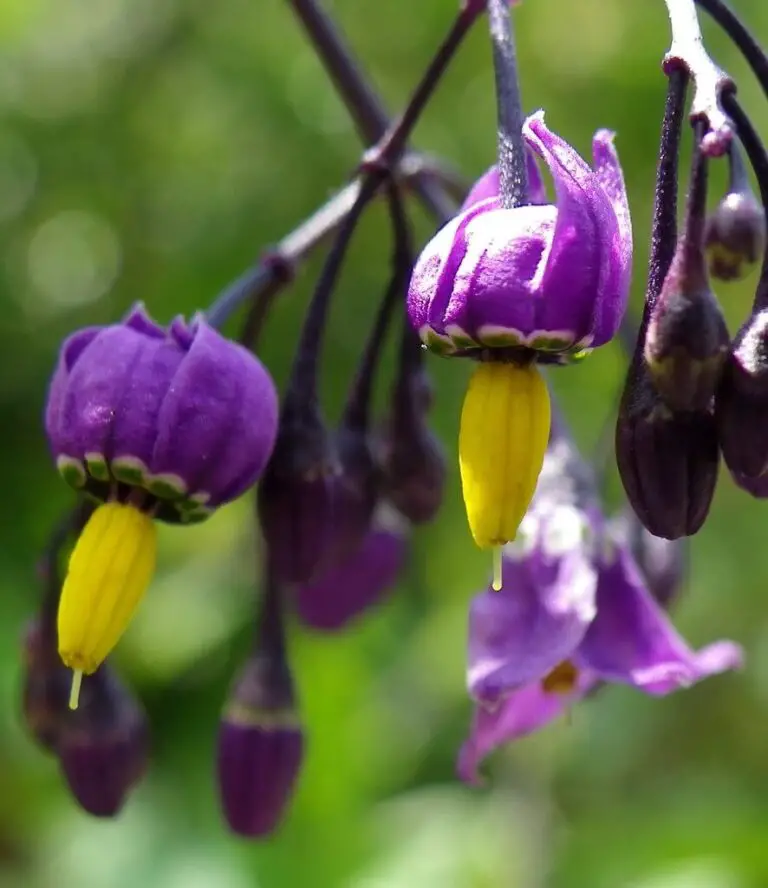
[662,0,734,153]
[287,7,478,399]
[722,93,768,311]
[487,0,528,208]
[287,0,456,222]
[695,0,768,99]
[647,70,689,313]
[343,183,413,430]
[288,176,380,402]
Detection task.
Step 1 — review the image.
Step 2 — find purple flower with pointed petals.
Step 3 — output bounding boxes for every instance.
[459,524,742,785]
[295,502,408,631]
[45,303,278,524]
[408,111,632,360]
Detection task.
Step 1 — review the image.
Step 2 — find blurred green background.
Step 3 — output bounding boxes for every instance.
[1,0,768,885]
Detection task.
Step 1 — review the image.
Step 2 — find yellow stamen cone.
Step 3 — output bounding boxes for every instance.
[459,361,551,577]
[58,501,157,695]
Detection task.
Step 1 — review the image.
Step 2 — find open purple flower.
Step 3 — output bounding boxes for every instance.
[407,111,632,361]
[459,521,742,785]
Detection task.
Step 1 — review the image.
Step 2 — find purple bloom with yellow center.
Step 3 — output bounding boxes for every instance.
[458,436,742,785]
[407,112,632,588]
[44,303,278,707]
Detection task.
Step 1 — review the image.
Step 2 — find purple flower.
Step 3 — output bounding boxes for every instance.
[458,524,742,785]
[46,303,278,524]
[407,111,632,360]
[295,502,409,631]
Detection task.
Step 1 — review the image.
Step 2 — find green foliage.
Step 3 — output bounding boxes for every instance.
[2,0,768,885]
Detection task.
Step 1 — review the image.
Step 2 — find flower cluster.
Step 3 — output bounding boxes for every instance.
[21,0,767,839]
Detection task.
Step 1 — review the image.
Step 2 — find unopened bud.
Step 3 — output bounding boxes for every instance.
[717,309,768,478]
[257,395,338,584]
[644,245,730,411]
[56,666,149,817]
[615,361,719,539]
[706,192,766,281]
[216,655,304,839]
[329,419,378,564]
[21,618,69,751]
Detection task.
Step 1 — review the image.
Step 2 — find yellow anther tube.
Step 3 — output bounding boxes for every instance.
[58,502,157,708]
[459,361,551,588]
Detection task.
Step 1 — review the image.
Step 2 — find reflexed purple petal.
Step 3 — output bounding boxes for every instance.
[590,130,633,344]
[458,671,596,785]
[217,722,304,838]
[296,504,408,631]
[468,529,598,703]
[576,545,743,693]
[150,320,278,504]
[524,111,613,345]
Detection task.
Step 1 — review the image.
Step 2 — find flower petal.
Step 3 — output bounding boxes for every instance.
[458,672,596,785]
[524,111,616,345]
[460,152,547,213]
[576,545,743,694]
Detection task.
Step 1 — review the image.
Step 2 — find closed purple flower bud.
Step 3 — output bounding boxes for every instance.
[379,331,446,525]
[615,361,719,539]
[21,618,70,751]
[644,232,729,413]
[45,304,278,524]
[731,469,768,498]
[717,309,768,478]
[706,192,766,281]
[216,655,304,839]
[56,665,149,818]
[705,141,765,282]
[295,502,409,631]
[408,112,632,360]
[328,418,379,564]
[257,395,339,584]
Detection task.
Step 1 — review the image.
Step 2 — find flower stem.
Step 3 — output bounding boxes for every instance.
[487,0,528,208]
[343,183,413,429]
[695,0,768,98]
[662,0,735,155]
[647,69,689,313]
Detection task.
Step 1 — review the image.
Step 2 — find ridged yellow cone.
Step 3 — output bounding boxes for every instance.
[58,502,157,709]
[459,361,551,588]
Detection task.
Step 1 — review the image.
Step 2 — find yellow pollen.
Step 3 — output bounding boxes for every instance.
[541,660,579,695]
[459,361,551,551]
[57,501,157,684]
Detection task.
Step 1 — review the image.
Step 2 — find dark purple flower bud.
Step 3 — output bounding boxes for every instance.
[257,394,339,585]
[378,327,445,525]
[56,667,149,818]
[21,618,70,751]
[731,469,768,498]
[295,501,409,630]
[45,304,278,524]
[615,360,719,540]
[705,142,766,282]
[644,143,730,412]
[216,655,303,839]
[716,309,768,478]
